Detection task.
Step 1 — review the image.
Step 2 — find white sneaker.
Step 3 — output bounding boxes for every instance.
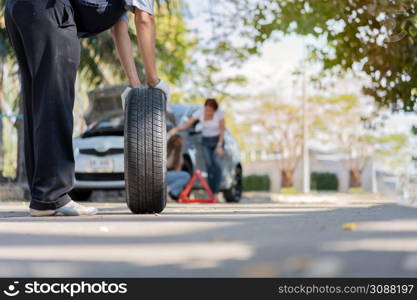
[30,200,98,217]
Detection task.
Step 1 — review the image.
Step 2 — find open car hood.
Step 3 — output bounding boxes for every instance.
[84,84,176,128]
[84,84,127,126]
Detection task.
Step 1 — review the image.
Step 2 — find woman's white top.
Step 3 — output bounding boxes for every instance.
[192,108,225,138]
[121,0,154,23]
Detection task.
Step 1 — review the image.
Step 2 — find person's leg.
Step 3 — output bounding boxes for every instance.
[4,3,35,191]
[202,142,216,193]
[211,152,223,194]
[9,0,80,210]
[167,171,190,199]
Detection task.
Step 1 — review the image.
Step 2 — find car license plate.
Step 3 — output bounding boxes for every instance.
[89,158,114,173]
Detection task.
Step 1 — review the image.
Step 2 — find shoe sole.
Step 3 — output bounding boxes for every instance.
[30,209,98,217]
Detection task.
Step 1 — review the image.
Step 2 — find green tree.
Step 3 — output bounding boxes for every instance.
[0,0,19,179]
[240,92,407,189]
[312,94,407,188]
[213,0,417,111]
[240,93,304,188]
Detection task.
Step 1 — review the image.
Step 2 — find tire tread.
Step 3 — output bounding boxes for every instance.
[124,88,167,214]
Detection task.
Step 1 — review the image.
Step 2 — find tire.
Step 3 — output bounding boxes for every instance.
[223,166,243,203]
[124,87,167,214]
[69,190,92,201]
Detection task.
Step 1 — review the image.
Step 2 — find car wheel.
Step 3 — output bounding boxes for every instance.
[124,88,167,214]
[69,190,93,201]
[223,166,242,203]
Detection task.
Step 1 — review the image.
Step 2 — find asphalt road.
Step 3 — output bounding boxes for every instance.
[0,195,416,277]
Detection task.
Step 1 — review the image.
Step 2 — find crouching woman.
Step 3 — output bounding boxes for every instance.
[167,135,190,201]
[168,99,225,199]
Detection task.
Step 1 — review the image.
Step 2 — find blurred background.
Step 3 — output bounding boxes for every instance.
[0,0,417,202]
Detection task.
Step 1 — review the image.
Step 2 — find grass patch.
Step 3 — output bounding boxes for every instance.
[280,187,297,194]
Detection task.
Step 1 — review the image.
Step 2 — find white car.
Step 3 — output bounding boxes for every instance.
[72,115,125,200]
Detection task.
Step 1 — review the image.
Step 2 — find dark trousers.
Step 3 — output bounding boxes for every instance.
[5,0,80,210]
[202,136,223,194]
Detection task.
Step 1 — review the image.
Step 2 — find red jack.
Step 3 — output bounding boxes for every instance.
[178,169,217,203]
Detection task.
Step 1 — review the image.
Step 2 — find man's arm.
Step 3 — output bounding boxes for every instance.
[110,20,141,88]
[111,10,169,98]
[134,8,158,86]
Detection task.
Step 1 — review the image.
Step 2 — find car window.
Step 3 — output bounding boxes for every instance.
[185,106,201,119]
[169,104,189,124]
[170,104,202,125]
[93,116,124,130]
[82,115,124,138]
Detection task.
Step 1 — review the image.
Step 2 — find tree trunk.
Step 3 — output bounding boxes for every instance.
[281,169,294,188]
[349,168,362,188]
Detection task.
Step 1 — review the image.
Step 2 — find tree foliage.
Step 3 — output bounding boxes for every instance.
[239,91,408,187]
[214,0,417,112]
[312,93,407,186]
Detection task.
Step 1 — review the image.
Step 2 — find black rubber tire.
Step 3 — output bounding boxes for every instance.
[69,190,93,201]
[223,166,243,203]
[124,88,167,214]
